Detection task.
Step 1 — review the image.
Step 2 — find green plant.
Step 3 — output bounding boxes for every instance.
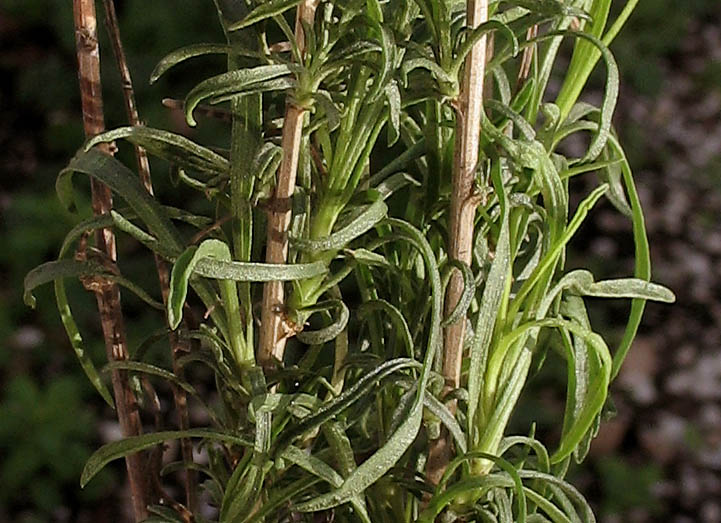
[24,0,675,521]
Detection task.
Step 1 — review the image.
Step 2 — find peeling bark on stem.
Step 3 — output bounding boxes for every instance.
[428,0,489,486]
[72,0,148,519]
[101,1,196,513]
[259,0,319,369]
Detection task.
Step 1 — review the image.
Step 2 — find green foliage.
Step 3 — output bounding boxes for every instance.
[23,0,676,521]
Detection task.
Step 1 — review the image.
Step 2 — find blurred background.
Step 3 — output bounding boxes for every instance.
[1,1,719,521]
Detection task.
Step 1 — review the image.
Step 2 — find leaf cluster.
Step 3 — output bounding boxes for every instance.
[25,0,674,521]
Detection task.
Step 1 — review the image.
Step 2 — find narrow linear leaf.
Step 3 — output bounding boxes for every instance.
[192,259,328,282]
[103,361,198,396]
[86,126,229,175]
[58,149,184,253]
[81,429,251,487]
[295,218,442,512]
[228,0,303,31]
[54,280,114,408]
[25,259,164,310]
[442,260,476,327]
[296,300,350,345]
[150,43,257,84]
[575,278,675,303]
[468,161,511,434]
[291,199,388,253]
[185,65,292,126]
[168,239,233,330]
[500,0,590,19]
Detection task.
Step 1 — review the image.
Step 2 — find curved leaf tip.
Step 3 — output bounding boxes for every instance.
[168,239,233,329]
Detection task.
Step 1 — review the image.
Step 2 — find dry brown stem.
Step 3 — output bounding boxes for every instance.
[258,0,320,368]
[101,0,196,513]
[72,0,148,518]
[428,0,490,485]
[517,24,539,89]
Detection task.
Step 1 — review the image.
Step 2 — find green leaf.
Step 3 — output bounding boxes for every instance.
[547,30,619,161]
[109,210,176,259]
[402,58,457,93]
[519,471,594,522]
[295,218,442,512]
[385,81,401,146]
[168,239,233,330]
[146,505,187,523]
[244,478,321,523]
[58,149,184,254]
[374,172,422,200]
[452,20,519,76]
[81,429,251,487]
[54,279,115,408]
[366,0,383,23]
[192,259,328,282]
[103,361,198,396]
[442,260,475,327]
[150,43,257,84]
[358,299,414,357]
[550,322,611,464]
[185,65,293,126]
[500,0,591,20]
[422,456,526,523]
[24,259,164,311]
[597,149,632,216]
[227,0,303,31]
[511,184,609,314]
[296,299,350,345]
[468,161,511,436]
[423,391,467,454]
[608,135,651,379]
[312,90,341,131]
[571,276,675,303]
[86,126,230,176]
[291,199,388,254]
[273,358,420,457]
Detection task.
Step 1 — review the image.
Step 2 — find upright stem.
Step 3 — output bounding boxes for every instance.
[258,0,319,369]
[72,1,148,519]
[101,0,196,513]
[428,0,489,485]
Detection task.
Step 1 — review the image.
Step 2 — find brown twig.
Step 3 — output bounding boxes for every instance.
[258,0,319,369]
[517,25,538,90]
[101,0,197,514]
[72,0,148,519]
[428,0,490,485]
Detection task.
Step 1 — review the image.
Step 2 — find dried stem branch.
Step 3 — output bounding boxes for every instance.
[517,24,538,89]
[72,0,148,519]
[101,0,197,514]
[258,0,319,369]
[428,0,490,485]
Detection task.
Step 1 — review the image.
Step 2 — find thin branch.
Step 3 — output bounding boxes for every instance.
[72,0,148,519]
[258,0,320,369]
[101,0,196,514]
[517,24,538,89]
[428,0,490,485]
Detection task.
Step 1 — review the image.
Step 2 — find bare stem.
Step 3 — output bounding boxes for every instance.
[428,0,489,485]
[517,24,538,89]
[258,0,319,369]
[72,0,148,518]
[101,0,197,513]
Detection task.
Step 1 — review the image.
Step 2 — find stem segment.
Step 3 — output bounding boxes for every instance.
[72,0,147,518]
[259,0,319,368]
[428,0,489,485]
[101,0,196,513]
